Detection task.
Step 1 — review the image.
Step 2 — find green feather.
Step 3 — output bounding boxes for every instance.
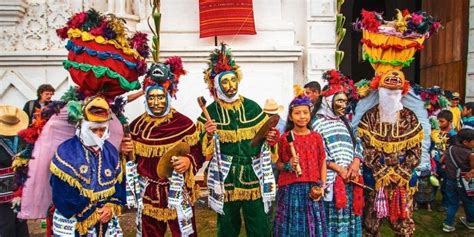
[67,100,83,123]
[430,117,440,130]
[60,86,79,102]
[438,96,450,108]
[82,8,102,31]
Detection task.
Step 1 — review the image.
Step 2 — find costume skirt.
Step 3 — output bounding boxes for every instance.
[274,182,327,237]
[325,184,362,237]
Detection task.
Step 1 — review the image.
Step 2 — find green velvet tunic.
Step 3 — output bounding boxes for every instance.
[197,96,268,201]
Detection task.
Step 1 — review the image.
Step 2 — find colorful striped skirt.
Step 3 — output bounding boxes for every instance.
[325,184,362,237]
[274,182,327,237]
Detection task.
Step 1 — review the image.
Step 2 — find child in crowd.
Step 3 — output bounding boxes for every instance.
[442,129,474,232]
[438,110,458,145]
[432,110,458,211]
[274,95,327,237]
[462,102,474,129]
[449,92,463,131]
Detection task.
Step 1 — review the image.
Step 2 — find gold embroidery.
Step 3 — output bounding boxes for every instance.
[54,152,90,184]
[238,167,259,185]
[79,165,88,174]
[104,169,112,177]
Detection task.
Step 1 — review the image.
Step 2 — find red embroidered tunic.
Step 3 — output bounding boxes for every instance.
[277,131,326,187]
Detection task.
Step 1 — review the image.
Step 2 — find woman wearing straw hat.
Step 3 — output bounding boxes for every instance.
[0,105,30,237]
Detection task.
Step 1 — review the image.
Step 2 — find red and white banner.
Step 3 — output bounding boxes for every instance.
[199,0,256,38]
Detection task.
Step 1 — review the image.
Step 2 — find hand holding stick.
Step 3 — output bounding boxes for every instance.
[286,131,302,177]
[197,96,212,122]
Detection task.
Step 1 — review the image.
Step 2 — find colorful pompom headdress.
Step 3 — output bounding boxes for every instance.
[203,43,242,96]
[321,69,358,101]
[353,9,441,96]
[56,9,150,100]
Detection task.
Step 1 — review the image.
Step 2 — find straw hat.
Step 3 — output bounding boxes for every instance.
[263,99,284,115]
[451,92,460,100]
[0,105,29,136]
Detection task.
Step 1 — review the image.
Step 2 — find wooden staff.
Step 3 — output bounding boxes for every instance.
[286,131,302,177]
[197,96,212,122]
[197,96,225,192]
[350,180,373,191]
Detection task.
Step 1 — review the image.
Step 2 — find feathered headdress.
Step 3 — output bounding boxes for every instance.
[56,9,149,100]
[203,43,242,96]
[321,69,358,101]
[142,56,186,98]
[353,9,441,92]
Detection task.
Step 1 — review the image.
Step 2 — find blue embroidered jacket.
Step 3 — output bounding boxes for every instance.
[50,136,125,235]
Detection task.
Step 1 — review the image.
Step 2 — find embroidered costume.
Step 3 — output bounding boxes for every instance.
[353,10,441,236]
[274,97,327,237]
[129,56,204,237]
[50,97,126,236]
[16,9,148,226]
[198,44,275,237]
[312,70,363,237]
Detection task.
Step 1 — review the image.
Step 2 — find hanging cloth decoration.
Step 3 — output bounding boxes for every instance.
[207,134,233,214]
[168,170,195,237]
[199,0,256,38]
[251,142,276,213]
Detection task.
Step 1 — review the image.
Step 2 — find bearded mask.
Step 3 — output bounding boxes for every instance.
[214,71,240,103]
[145,85,170,117]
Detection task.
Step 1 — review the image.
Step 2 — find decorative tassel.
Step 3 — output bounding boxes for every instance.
[400,187,407,220]
[334,176,347,209]
[389,188,399,223]
[375,187,388,219]
[143,203,177,221]
[357,128,424,154]
[224,187,261,202]
[352,175,364,216]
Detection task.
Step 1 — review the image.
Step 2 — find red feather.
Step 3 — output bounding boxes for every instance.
[165,56,187,80]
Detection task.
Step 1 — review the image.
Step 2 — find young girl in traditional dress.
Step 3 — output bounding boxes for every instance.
[273,95,328,237]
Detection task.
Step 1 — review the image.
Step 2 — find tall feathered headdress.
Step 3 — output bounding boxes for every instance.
[203,43,242,96]
[141,1,187,98]
[353,9,441,97]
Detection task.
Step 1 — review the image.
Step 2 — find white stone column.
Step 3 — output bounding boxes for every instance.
[466,0,474,102]
[305,0,337,85]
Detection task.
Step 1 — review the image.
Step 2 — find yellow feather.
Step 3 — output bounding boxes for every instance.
[293,84,304,97]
